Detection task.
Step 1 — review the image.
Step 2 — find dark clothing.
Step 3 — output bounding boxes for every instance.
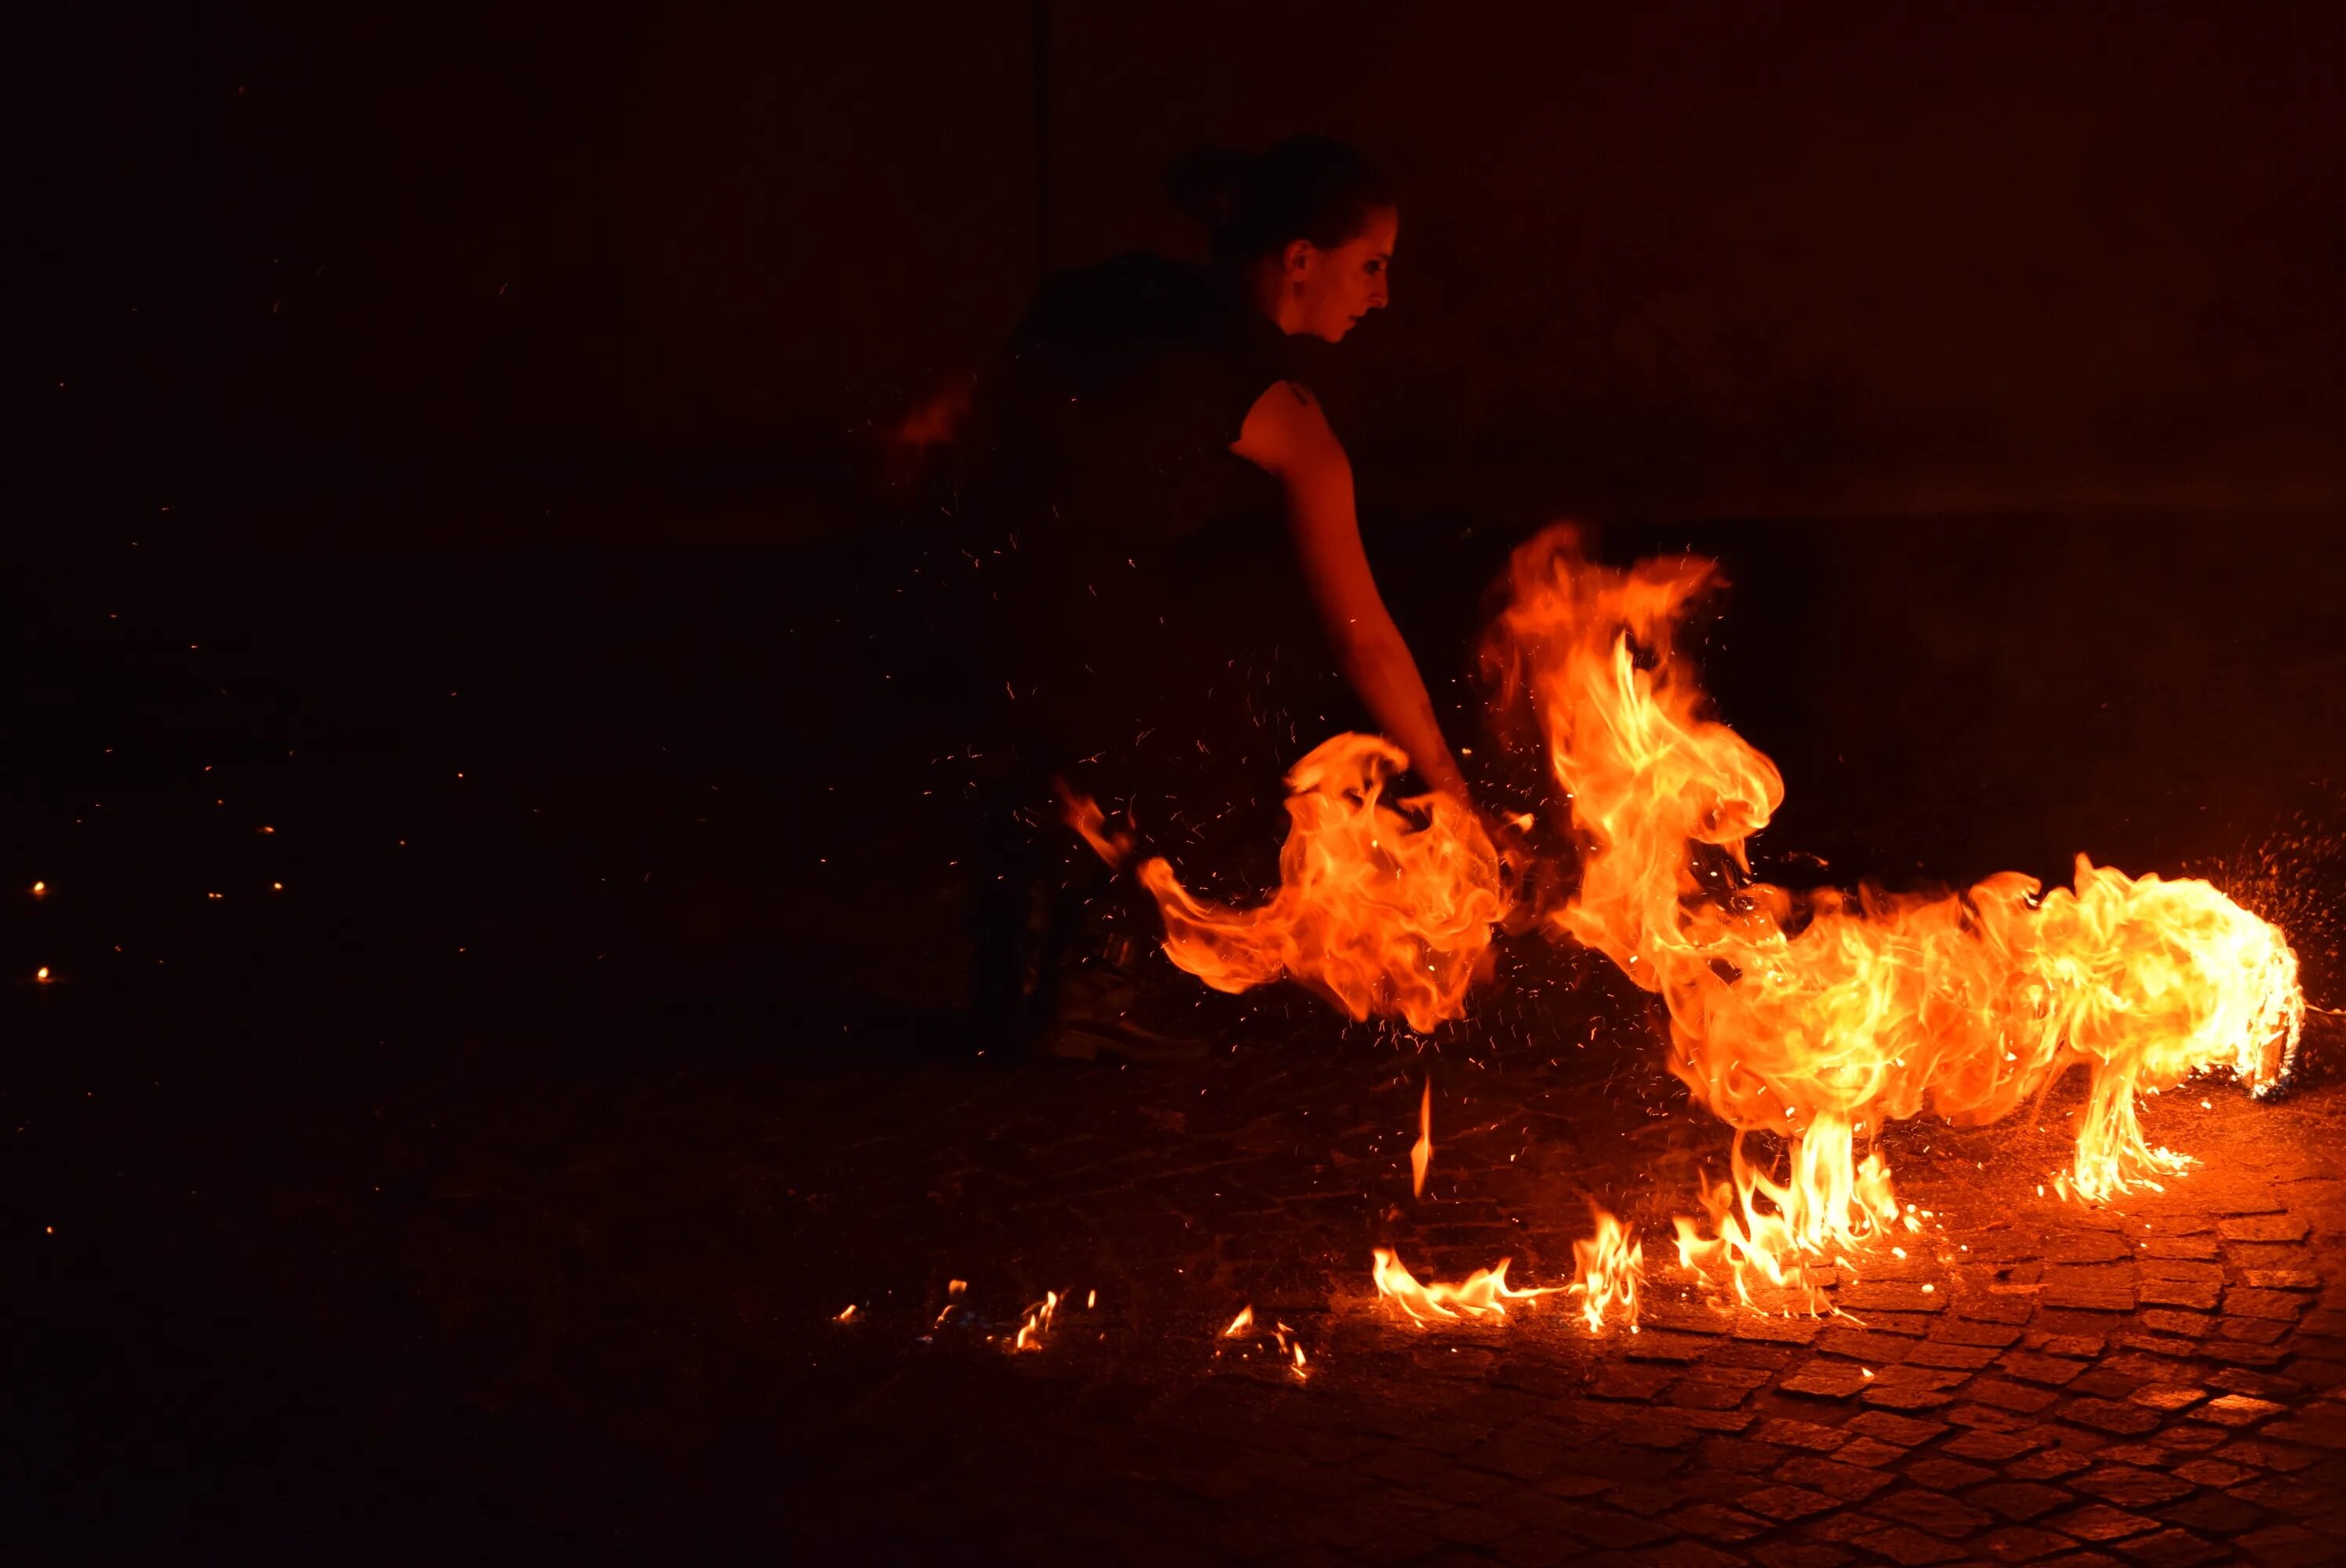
[931,253,1364,1041]
[953,252,1359,875]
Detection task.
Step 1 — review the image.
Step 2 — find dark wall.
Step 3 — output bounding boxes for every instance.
[44,2,2346,535]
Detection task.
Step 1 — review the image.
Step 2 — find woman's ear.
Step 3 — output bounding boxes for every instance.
[1280,238,1316,281]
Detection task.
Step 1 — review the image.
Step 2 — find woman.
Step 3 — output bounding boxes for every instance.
[948,135,1476,1057]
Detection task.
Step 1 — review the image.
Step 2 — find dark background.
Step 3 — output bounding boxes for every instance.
[9,4,2346,1555]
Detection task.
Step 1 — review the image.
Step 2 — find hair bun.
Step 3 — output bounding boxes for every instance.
[1164,144,1253,231]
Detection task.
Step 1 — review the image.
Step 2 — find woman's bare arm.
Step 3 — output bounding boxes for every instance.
[1232,380,1469,803]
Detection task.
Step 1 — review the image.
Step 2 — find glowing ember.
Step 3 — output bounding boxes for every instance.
[833,1304,858,1322]
[1565,1207,1644,1332]
[1410,1078,1433,1198]
[1223,1305,1255,1338]
[31,880,45,896]
[1484,528,2304,1280]
[35,967,51,984]
[1371,1247,1557,1323]
[1130,735,1507,1033]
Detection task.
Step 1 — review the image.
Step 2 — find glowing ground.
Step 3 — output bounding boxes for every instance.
[16,994,2344,1565]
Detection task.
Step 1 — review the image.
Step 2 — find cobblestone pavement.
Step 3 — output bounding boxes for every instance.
[751,994,2346,1565]
[38,982,2345,1563]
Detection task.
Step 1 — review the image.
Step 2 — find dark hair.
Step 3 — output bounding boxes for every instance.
[1165,136,1394,263]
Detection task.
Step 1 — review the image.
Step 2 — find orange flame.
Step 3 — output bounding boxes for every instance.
[1222,1305,1254,1338]
[1410,1079,1433,1198]
[1134,735,1507,1033]
[1487,528,2303,1278]
[1566,1207,1645,1332]
[1056,778,1134,869]
[1371,1247,1558,1324]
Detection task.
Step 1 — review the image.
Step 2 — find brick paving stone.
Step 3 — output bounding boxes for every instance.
[2073,1369,2157,1400]
[1949,1403,2039,1432]
[1418,1505,1515,1544]
[2199,1341,2289,1368]
[2242,1271,2319,1291]
[1553,1504,1680,1548]
[1493,1531,1583,1568]
[1839,1282,1948,1314]
[1867,1486,1997,1537]
[1903,1457,1996,1490]
[2119,1334,2205,1360]
[1629,1332,1724,1363]
[2160,1490,2266,1534]
[1756,1417,1850,1453]
[1819,1328,1916,1363]
[1907,1340,2002,1370]
[1748,1544,1854,1568]
[2129,1384,2210,1413]
[1943,1428,2045,1461]
[1736,1316,1825,1345]
[2218,1317,2293,1345]
[2033,1554,2129,1568]
[1614,1483,1697,1516]
[2217,1217,2312,1244]
[1960,1296,2042,1326]
[2225,1290,2311,1322]
[2233,1523,2333,1565]
[1973,1481,2078,1521]
[2140,1281,2226,1312]
[1932,1320,2028,1349]
[2061,1398,2167,1436]
[2114,1526,2228,1566]
[1835,1436,1912,1467]
[2191,1395,2287,1428]
[2072,1466,2196,1508]
[1781,1362,1872,1399]
[1847,1522,1971,1564]
[1702,1436,1789,1473]
[2144,1239,2222,1262]
[2051,1503,2164,1541]
[1643,1542,1752,1568]
[2213,1440,2318,1472]
[1667,1503,1772,1543]
[2171,1458,2257,1488]
[1974,1523,2084,1562]
[2045,1279,2141,1313]
[2010,1448,2096,1482]
[1596,1364,1683,1399]
[1772,1455,1898,1502]
[1862,1370,1967,1411]
[2028,1332,2113,1358]
[1971,1377,2067,1413]
[2140,1260,2228,1286]
[2046,1233,2134,1265]
[2228,1477,2333,1517]
[2207,1369,2301,1400]
[1736,1484,1842,1523]
[2006,1352,2094,1386]
[1847,1411,1948,1447]
[2141,1310,2217,1338]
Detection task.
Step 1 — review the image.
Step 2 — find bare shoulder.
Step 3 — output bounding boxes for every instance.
[1233,379,1343,474]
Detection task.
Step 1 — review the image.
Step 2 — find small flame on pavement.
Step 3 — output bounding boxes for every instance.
[1223,1305,1255,1338]
[1566,1207,1644,1332]
[1371,1247,1558,1324]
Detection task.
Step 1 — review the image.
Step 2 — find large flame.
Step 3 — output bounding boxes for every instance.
[1133,735,1507,1033]
[1487,528,2304,1283]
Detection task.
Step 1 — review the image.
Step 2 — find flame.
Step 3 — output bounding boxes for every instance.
[1410,1078,1433,1198]
[1371,1247,1558,1324]
[1223,1305,1254,1338]
[834,1304,857,1322]
[1131,735,1507,1033]
[1055,778,1134,869]
[1565,1207,1645,1331]
[1485,528,2303,1278]
[1013,1289,1061,1352]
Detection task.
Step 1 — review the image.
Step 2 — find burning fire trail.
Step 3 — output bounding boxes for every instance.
[1371,1247,1558,1323]
[1125,735,1508,1033]
[1485,528,2304,1293]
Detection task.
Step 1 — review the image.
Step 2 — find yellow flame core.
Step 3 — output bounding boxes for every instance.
[1566,1208,1645,1332]
[1135,735,1506,1033]
[1411,1080,1433,1198]
[1487,530,2304,1265]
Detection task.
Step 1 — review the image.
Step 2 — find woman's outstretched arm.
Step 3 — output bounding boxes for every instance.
[1233,379,1469,803]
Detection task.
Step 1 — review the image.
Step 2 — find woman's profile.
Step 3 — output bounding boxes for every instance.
[935,134,1480,1059]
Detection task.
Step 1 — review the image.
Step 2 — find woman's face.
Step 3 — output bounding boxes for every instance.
[1278,205,1397,343]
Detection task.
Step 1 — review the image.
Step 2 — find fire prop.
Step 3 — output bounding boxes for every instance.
[1487,528,2303,1292]
[1132,735,1507,1033]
